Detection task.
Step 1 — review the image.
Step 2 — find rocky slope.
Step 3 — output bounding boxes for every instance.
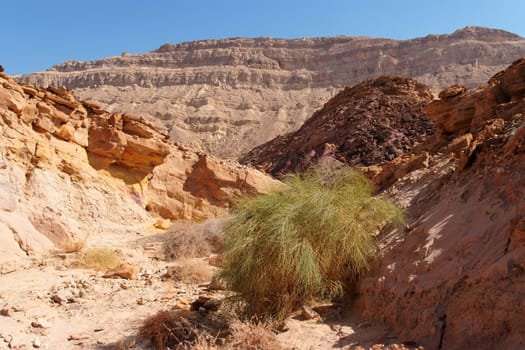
[0,72,279,273]
[355,59,525,349]
[240,76,435,176]
[18,27,525,158]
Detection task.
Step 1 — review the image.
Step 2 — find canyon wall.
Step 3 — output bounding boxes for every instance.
[356,58,525,349]
[0,72,279,273]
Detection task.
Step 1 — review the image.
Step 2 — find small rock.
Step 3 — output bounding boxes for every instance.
[51,294,63,305]
[33,338,41,348]
[153,219,171,230]
[301,305,320,320]
[190,296,222,312]
[50,289,75,305]
[68,334,89,341]
[203,298,222,312]
[103,263,138,280]
[137,297,145,305]
[0,308,12,317]
[31,318,51,329]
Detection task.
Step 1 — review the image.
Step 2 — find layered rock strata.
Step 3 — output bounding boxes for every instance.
[18,27,525,158]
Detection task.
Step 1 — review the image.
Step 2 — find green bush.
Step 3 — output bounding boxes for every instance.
[218,166,403,320]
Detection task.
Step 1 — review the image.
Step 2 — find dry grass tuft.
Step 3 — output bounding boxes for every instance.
[59,235,87,253]
[164,219,226,260]
[227,319,282,350]
[77,247,122,271]
[167,258,215,284]
[138,308,229,350]
[61,240,85,253]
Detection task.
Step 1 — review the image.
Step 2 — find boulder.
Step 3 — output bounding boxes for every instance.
[103,263,139,280]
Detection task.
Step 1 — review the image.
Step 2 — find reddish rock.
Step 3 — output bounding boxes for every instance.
[0,86,26,115]
[33,116,56,133]
[426,58,525,138]
[55,124,76,141]
[241,76,434,175]
[87,127,128,159]
[103,263,139,280]
[438,84,467,99]
[356,59,525,350]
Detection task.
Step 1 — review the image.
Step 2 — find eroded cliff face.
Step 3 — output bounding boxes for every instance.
[356,58,525,350]
[0,73,279,273]
[18,27,525,158]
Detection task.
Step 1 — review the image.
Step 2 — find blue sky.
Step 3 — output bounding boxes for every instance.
[3,0,525,75]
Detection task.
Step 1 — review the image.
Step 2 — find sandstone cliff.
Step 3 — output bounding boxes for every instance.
[355,59,525,349]
[240,76,434,175]
[0,73,279,273]
[18,27,525,158]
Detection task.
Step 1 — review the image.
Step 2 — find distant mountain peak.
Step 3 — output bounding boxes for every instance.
[152,27,521,53]
[449,26,522,41]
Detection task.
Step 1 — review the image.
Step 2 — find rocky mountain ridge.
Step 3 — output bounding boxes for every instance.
[18,26,525,158]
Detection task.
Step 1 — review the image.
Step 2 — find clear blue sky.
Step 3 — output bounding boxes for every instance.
[3,0,525,75]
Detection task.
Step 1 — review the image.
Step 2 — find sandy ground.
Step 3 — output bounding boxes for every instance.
[0,221,404,350]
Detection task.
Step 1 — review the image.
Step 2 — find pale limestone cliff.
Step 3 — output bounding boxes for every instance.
[0,73,279,273]
[18,27,525,158]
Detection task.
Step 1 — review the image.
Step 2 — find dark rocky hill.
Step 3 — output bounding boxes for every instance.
[240,76,434,175]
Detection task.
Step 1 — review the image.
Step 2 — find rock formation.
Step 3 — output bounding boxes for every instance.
[18,27,525,158]
[355,58,525,349]
[0,72,279,273]
[240,76,434,175]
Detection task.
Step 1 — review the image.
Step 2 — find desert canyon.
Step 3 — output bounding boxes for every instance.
[0,26,524,349]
